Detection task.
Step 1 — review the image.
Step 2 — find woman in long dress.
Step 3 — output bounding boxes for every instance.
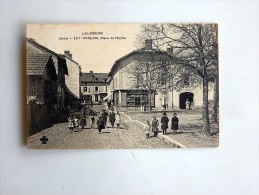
[115,112,121,130]
[171,113,179,135]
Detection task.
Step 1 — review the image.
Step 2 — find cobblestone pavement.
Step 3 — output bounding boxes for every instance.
[27,105,175,149]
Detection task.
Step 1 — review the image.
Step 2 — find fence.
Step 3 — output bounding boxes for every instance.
[27,101,55,136]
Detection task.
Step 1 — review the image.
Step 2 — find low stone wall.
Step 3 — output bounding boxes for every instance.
[120,112,187,148]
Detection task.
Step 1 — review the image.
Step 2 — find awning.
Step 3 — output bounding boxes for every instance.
[103,92,112,100]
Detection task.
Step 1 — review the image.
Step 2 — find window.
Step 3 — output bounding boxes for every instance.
[183,75,189,85]
[95,87,99,92]
[83,87,87,92]
[135,97,141,106]
[105,87,107,92]
[94,95,99,102]
[161,72,167,85]
[126,92,149,106]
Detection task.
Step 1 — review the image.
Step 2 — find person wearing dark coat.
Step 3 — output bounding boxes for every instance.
[102,110,108,128]
[80,110,86,129]
[151,116,159,137]
[161,112,169,135]
[171,113,179,135]
[97,116,105,134]
[109,110,116,128]
[107,100,111,110]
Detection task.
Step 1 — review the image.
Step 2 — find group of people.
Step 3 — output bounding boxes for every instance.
[144,112,179,139]
[96,109,121,134]
[68,108,121,134]
[68,114,81,133]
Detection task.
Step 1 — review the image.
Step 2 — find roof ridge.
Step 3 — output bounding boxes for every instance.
[27,38,64,59]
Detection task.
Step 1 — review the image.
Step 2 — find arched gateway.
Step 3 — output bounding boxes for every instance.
[179,92,194,109]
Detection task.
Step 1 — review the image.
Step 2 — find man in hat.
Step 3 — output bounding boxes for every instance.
[161,112,169,135]
[171,113,179,135]
[102,109,108,128]
[109,109,116,128]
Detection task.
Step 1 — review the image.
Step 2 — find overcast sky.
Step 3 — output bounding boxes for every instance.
[27,24,142,73]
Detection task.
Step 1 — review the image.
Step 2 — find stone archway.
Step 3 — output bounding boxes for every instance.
[179,92,194,109]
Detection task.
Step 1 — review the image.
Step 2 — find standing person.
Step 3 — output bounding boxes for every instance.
[185,99,191,110]
[68,114,75,133]
[102,110,108,128]
[115,112,121,130]
[80,110,86,129]
[171,113,179,135]
[161,112,169,135]
[97,116,104,134]
[74,116,79,130]
[107,100,111,110]
[90,114,95,129]
[109,109,116,128]
[144,121,151,139]
[151,116,159,137]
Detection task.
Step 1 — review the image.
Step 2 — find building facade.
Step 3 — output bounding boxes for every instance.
[63,50,81,99]
[107,40,214,111]
[27,53,57,104]
[27,38,68,113]
[80,71,108,105]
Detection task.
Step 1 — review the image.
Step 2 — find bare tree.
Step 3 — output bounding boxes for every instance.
[125,58,169,112]
[136,23,218,135]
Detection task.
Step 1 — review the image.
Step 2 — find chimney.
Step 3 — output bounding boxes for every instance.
[145,39,152,50]
[90,70,94,79]
[167,46,173,55]
[64,50,72,59]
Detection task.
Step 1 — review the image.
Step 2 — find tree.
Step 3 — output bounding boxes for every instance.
[125,57,171,113]
[137,23,218,135]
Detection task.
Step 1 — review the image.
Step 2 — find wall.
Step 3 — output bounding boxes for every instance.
[27,76,45,103]
[65,57,80,98]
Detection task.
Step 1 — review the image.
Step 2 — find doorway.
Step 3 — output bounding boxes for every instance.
[179,92,194,109]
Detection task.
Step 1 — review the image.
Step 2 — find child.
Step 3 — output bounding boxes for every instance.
[68,114,75,133]
[74,117,79,130]
[115,112,121,130]
[144,121,151,139]
[151,116,159,137]
[90,114,95,129]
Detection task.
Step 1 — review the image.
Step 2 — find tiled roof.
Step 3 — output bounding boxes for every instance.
[81,73,108,82]
[108,48,173,76]
[27,53,51,75]
[26,38,68,75]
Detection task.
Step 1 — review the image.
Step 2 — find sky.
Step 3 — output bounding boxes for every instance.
[27,24,142,73]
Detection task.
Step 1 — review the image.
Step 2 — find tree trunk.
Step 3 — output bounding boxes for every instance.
[203,78,210,135]
[211,76,219,123]
[148,90,151,113]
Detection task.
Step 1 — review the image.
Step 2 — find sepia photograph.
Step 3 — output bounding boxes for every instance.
[26,23,219,149]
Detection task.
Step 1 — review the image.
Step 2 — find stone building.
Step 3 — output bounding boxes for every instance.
[80,71,108,105]
[27,53,57,104]
[107,40,214,111]
[27,38,68,113]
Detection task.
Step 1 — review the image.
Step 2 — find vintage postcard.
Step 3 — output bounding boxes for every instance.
[26,23,219,149]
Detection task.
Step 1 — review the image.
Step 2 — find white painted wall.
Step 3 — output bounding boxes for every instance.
[65,57,80,98]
